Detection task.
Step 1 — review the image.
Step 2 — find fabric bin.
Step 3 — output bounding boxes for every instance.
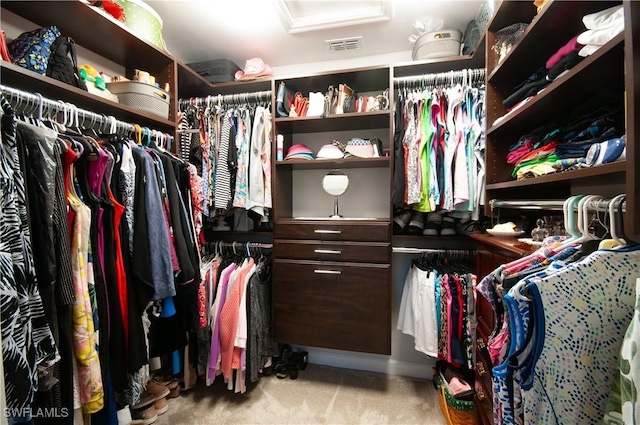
[106,81,170,119]
[186,59,241,83]
[115,0,166,50]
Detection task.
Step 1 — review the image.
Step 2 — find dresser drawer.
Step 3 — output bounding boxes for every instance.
[273,259,391,354]
[274,220,390,242]
[274,240,390,263]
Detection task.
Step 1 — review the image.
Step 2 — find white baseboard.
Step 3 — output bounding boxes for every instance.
[296,346,437,380]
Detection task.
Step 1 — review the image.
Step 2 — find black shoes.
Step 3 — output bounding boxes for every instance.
[274,345,308,380]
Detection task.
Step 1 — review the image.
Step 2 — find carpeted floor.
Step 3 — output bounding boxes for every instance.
[153,364,447,425]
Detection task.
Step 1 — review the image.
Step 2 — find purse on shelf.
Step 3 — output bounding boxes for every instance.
[293,91,309,117]
[7,25,61,75]
[46,36,88,91]
[276,81,295,117]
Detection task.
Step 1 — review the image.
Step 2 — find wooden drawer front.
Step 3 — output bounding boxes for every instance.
[275,221,389,242]
[273,259,391,355]
[274,240,390,263]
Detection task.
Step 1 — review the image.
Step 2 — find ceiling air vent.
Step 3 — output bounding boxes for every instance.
[326,36,362,52]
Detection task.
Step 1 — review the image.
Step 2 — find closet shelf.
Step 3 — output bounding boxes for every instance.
[487,0,620,85]
[2,0,173,69]
[275,110,391,133]
[471,233,535,257]
[275,156,390,170]
[392,36,486,78]
[486,33,625,138]
[0,62,176,131]
[485,161,626,190]
[176,62,217,99]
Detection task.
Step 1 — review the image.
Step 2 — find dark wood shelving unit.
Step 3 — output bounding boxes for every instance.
[1,61,176,131]
[274,110,391,133]
[486,161,626,190]
[2,1,173,69]
[486,33,625,138]
[275,156,390,170]
[487,1,620,86]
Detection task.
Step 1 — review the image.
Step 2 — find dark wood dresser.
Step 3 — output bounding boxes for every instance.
[471,234,535,425]
[273,219,391,355]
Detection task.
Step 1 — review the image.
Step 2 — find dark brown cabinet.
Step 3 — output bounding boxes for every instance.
[472,233,535,424]
[273,259,390,354]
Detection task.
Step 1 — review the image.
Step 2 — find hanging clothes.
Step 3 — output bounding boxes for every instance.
[0,97,59,416]
[480,231,640,425]
[393,80,485,217]
[397,251,476,368]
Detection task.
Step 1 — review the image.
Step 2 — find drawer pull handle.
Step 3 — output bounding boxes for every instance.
[314,269,342,275]
[314,229,342,234]
[314,249,342,255]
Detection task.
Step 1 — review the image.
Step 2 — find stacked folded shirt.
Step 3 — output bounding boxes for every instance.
[500,5,624,113]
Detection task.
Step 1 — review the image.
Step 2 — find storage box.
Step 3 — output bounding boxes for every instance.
[115,0,166,50]
[106,81,170,119]
[412,30,462,60]
[186,59,241,83]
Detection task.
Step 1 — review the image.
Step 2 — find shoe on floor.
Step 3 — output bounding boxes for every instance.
[130,394,158,425]
[146,380,170,400]
[153,377,180,398]
[154,396,168,415]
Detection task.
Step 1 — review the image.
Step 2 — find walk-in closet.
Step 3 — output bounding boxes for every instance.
[1,1,638,424]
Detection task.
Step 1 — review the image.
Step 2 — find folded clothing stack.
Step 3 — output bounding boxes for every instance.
[501,5,623,113]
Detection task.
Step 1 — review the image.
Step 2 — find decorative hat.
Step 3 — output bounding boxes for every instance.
[316,144,344,159]
[285,143,314,160]
[345,138,375,158]
[235,58,273,81]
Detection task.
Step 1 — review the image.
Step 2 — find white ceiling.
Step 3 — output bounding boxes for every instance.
[146,0,483,70]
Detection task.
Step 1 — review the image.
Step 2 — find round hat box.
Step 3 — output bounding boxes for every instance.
[115,0,166,51]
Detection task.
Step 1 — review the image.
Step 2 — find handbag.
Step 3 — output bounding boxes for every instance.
[7,25,61,75]
[276,81,295,117]
[46,36,88,91]
[433,362,475,425]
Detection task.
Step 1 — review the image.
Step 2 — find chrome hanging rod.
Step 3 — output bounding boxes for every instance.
[392,247,475,254]
[178,90,272,111]
[490,198,626,213]
[0,84,173,142]
[393,68,485,87]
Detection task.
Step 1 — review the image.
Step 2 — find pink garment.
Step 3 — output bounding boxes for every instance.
[546,35,583,69]
[219,259,254,379]
[506,139,536,164]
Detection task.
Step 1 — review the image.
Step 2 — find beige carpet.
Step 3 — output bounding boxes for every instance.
[153,364,446,425]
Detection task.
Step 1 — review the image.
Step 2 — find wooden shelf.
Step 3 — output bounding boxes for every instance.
[1,62,176,131]
[487,1,620,86]
[471,233,536,257]
[275,156,390,170]
[277,66,390,93]
[486,33,625,138]
[486,161,626,190]
[275,110,391,133]
[392,34,486,78]
[2,1,173,70]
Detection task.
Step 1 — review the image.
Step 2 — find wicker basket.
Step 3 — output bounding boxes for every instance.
[106,81,170,119]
